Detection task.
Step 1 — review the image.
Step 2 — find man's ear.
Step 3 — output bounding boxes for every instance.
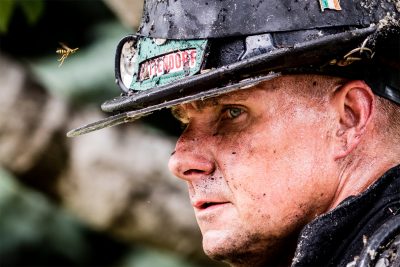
[332,80,375,159]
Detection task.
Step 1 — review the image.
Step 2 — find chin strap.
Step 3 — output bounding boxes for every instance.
[327,33,400,106]
[329,37,375,67]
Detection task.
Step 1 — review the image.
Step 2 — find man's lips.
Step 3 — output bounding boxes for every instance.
[192,200,230,210]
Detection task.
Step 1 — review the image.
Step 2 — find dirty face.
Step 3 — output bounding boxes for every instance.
[168,75,340,266]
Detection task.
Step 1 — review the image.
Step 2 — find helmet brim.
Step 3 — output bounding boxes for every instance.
[66,73,280,137]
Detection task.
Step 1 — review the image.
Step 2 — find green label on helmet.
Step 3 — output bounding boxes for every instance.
[130,38,208,91]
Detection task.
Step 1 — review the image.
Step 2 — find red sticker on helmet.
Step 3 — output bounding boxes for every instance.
[139,49,197,81]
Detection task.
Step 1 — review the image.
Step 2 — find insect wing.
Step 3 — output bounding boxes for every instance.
[59,42,70,51]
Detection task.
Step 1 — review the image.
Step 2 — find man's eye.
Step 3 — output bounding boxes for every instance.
[226,107,243,119]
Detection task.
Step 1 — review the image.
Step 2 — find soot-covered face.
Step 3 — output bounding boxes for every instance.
[168,75,340,266]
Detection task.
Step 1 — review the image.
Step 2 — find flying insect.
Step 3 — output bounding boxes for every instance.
[56,42,79,67]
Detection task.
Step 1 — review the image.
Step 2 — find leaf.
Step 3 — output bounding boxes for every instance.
[18,0,44,25]
[0,0,16,33]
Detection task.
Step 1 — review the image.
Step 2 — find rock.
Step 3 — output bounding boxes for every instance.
[0,53,68,198]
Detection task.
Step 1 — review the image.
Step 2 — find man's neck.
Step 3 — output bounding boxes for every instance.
[328,154,399,211]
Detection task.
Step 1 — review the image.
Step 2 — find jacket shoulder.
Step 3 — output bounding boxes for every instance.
[354,214,400,267]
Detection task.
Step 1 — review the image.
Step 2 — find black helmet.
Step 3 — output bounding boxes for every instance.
[67,0,400,137]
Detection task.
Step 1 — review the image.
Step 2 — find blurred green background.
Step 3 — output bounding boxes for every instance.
[0,1,223,266]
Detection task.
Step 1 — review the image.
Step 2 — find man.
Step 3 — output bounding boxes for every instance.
[168,74,400,266]
[68,0,400,266]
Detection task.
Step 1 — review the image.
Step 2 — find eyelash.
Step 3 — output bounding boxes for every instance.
[221,107,244,120]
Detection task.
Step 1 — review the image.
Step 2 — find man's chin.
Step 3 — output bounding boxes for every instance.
[202,229,232,253]
[202,229,289,267]
[202,230,265,265]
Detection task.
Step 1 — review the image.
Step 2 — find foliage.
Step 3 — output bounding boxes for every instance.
[0,0,44,33]
[0,168,128,266]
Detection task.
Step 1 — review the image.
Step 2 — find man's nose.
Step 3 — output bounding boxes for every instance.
[168,133,215,182]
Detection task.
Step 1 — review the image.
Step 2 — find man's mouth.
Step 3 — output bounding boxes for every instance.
[193,201,230,210]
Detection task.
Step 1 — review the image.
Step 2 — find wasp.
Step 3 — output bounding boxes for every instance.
[56,42,79,67]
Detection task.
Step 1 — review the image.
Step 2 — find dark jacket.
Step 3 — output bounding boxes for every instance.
[292,165,400,267]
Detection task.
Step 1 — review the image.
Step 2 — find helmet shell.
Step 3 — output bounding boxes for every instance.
[138,0,392,39]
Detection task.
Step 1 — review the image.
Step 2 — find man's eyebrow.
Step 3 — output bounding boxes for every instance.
[216,92,251,103]
[170,91,253,122]
[199,90,253,106]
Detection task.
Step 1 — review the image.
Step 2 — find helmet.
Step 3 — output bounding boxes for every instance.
[67,0,400,137]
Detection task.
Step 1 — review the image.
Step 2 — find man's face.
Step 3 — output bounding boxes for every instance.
[168,75,340,265]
